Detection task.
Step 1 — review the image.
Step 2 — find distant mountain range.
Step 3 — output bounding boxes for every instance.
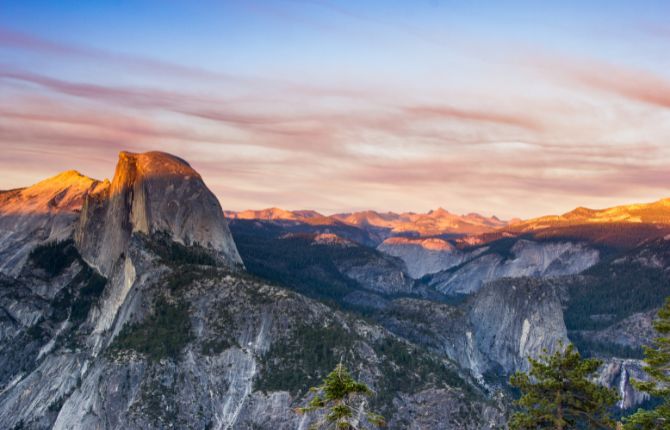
[226,196,670,247]
[225,207,507,238]
[508,198,670,231]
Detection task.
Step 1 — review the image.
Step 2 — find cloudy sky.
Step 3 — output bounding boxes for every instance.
[2,0,670,219]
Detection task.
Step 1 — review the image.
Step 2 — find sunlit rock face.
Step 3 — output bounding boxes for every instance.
[75,151,242,276]
[0,171,105,276]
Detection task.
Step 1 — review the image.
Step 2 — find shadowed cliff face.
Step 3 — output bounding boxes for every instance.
[75,151,242,276]
[425,239,599,295]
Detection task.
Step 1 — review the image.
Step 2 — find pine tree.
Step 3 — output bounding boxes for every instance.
[625,298,670,429]
[297,363,385,430]
[509,343,618,429]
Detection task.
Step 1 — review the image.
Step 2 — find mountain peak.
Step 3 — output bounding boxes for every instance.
[26,169,98,196]
[0,170,103,275]
[429,207,452,216]
[76,151,242,275]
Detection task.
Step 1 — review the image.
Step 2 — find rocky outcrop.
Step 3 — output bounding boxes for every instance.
[467,278,568,374]
[598,359,650,410]
[427,240,599,295]
[387,388,505,429]
[332,252,415,295]
[378,237,466,278]
[375,277,569,382]
[0,171,105,276]
[75,151,242,276]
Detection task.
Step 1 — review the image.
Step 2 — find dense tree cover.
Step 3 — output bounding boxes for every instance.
[255,323,355,396]
[29,240,107,348]
[509,344,618,429]
[230,223,370,302]
[111,298,192,361]
[569,332,643,359]
[143,231,219,267]
[565,263,670,332]
[297,363,385,430]
[372,337,474,408]
[625,298,670,429]
[29,239,79,276]
[51,264,106,325]
[565,237,670,333]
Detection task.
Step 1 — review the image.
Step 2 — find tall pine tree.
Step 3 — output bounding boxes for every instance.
[625,298,670,429]
[297,363,385,430]
[509,343,618,429]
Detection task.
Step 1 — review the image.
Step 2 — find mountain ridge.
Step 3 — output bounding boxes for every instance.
[0,170,106,276]
[227,207,507,237]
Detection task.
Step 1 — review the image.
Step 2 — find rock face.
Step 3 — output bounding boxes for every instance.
[427,240,599,295]
[378,237,467,278]
[598,359,650,410]
[0,171,105,276]
[75,151,242,276]
[375,277,569,382]
[466,278,568,374]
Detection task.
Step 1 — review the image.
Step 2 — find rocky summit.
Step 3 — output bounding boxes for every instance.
[75,151,243,276]
[1,151,669,429]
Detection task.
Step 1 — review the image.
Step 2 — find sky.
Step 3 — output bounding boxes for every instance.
[1,0,670,219]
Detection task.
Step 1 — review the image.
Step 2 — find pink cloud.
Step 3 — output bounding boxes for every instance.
[531,53,670,110]
[0,27,371,100]
[404,105,544,131]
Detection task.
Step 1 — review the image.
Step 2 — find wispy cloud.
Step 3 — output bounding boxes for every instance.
[533,54,670,110]
[2,13,670,218]
[404,105,544,131]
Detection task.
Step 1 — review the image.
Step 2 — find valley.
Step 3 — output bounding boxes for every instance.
[1,151,668,429]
